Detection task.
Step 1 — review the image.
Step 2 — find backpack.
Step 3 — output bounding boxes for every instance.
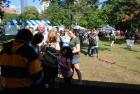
[42,47,58,68]
[88,34,96,46]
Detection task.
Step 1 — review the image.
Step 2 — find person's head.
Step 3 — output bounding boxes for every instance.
[38,23,46,33]
[68,29,77,38]
[32,33,44,45]
[95,30,99,36]
[15,29,33,43]
[60,30,65,36]
[64,29,69,36]
[61,46,73,58]
[48,30,57,43]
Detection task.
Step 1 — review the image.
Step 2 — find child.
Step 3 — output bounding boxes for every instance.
[59,47,74,85]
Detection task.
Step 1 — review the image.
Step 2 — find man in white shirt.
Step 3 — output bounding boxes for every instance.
[36,23,48,52]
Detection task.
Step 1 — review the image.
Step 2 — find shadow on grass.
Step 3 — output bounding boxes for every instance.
[2,79,140,94]
[99,47,111,51]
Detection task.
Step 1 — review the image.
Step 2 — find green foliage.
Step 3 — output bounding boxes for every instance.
[3,13,19,24]
[19,6,39,22]
[42,0,107,28]
[102,0,140,31]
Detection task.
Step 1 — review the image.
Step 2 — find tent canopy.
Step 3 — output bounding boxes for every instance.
[25,20,51,30]
[6,19,21,25]
[4,19,51,35]
[100,25,115,31]
[73,25,86,30]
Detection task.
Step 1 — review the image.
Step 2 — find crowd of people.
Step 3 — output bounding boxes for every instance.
[0,22,121,92]
[0,23,84,91]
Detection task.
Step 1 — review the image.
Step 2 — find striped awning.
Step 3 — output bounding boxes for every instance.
[26,20,51,27]
[6,19,50,26]
[6,19,21,25]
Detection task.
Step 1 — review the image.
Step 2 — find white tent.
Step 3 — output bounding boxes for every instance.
[73,25,86,30]
[58,25,65,31]
[4,19,20,35]
[100,25,115,31]
[4,19,51,35]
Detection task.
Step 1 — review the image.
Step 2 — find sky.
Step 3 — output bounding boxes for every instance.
[10,0,41,11]
[10,0,106,11]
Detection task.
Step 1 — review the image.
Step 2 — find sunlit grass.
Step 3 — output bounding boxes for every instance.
[99,38,140,72]
[78,37,140,84]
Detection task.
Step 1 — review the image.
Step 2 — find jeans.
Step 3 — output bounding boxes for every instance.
[91,47,98,55]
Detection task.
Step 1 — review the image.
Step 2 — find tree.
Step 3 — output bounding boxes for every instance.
[19,6,39,22]
[102,0,140,32]
[40,0,112,28]
[42,2,66,26]
[3,13,19,24]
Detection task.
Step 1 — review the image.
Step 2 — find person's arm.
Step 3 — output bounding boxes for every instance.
[72,43,80,53]
[55,42,60,50]
[72,38,80,53]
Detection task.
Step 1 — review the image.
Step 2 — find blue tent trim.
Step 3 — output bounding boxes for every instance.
[6,19,21,25]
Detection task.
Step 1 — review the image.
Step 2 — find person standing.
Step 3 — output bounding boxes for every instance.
[110,30,116,47]
[86,29,95,56]
[90,30,99,57]
[59,47,73,85]
[30,33,45,86]
[0,29,43,91]
[60,29,71,47]
[68,29,82,85]
[31,33,44,54]
[36,23,48,52]
[44,30,60,88]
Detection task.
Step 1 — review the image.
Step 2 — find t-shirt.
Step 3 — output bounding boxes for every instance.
[61,35,71,47]
[69,37,80,56]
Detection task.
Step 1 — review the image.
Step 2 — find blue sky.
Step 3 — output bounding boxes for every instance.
[10,0,41,10]
[10,0,106,10]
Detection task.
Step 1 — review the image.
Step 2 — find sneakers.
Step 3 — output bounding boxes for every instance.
[86,54,89,56]
[90,55,93,57]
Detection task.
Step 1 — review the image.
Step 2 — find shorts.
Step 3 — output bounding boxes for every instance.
[72,55,80,64]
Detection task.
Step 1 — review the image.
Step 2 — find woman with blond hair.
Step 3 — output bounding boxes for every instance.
[43,30,60,88]
[47,30,60,51]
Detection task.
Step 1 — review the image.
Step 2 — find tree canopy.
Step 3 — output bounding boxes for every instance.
[1,0,140,32]
[19,6,39,22]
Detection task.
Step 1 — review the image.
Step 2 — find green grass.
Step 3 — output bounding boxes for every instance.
[78,37,140,84]
[99,37,140,72]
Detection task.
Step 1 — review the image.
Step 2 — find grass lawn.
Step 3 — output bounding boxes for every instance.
[74,37,140,85]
